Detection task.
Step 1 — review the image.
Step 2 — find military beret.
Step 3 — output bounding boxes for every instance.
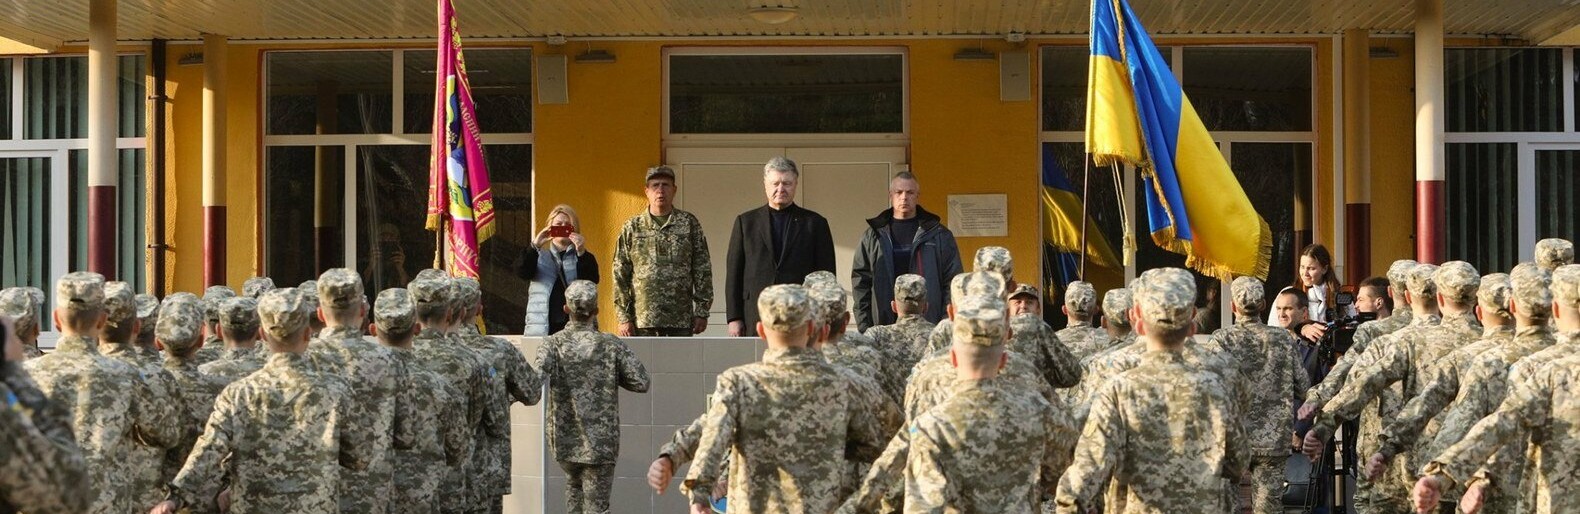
[1405,263,1440,298]
[0,288,40,330]
[315,269,365,310]
[646,165,676,182]
[1507,263,1552,319]
[242,276,276,299]
[103,281,138,328]
[951,295,1007,347]
[258,288,314,341]
[1008,283,1040,301]
[373,288,416,334]
[1103,288,1134,326]
[155,295,204,351]
[950,271,1006,303]
[564,280,599,315]
[202,286,237,322]
[1551,264,1580,309]
[1230,276,1266,312]
[757,284,812,333]
[1432,261,1480,303]
[219,297,261,336]
[806,281,848,326]
[413,269,449,283]
[1535,239,1574,271]
[972,246,1013,276]
[408,278,454,307]
[1064,281,1097,315]
[1134,268,1196,331]
[1476,273,1513,320]
[894,274,927,303]
[56,272,107,313]
[1388,260,1419,293]
[803,270,838,289]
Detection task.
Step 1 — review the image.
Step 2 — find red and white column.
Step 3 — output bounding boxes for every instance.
[1343,29,1372,283]
[1414,0,1446,264]
[86,0,117,278]
[203,34,228,286]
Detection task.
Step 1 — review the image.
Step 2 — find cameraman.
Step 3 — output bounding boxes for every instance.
[1354,276,1392,320]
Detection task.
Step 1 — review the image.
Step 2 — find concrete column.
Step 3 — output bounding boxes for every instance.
[313,81,340,274]
[1414,0,1446,264]
[1343,29,1372,284]
[203,34,228,287]
[86,0,117,278]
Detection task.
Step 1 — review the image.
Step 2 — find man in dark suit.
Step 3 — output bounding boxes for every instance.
[725,157,837,337]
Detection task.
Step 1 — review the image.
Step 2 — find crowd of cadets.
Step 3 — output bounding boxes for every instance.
[2,237,1577,514]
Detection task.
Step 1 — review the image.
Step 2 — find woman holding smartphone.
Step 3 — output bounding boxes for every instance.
[519,204,600,336]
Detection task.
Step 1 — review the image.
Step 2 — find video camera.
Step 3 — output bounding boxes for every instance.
[1317,290,1376,366]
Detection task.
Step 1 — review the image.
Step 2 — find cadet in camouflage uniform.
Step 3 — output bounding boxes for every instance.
[154,288,375,514]
[452,277,541,514]
[536,280,651,514]
[196,286,237,365]
[98,281,185,511]
[904,298,1076,513]
[149,295,227,513]
[408,277,492,514]
[0,288,45,359]
[1534,237,1574,271]
[806,275,886,379]
[1,314,88,514]
[242,276,275,299]
[1055,268,1247,513]
[1055,281,1109,360]
[200,297,268,385]
[1005,284,1083,390]
[305,269,413,514]
[1206,276,1308,514]
[863,274,936,375]
[1066,288,1135,426]
[613,165,713,337]
[299,279,326,337]
[135,293,162,362]
[920,246,1016,357]
[682,284,886,513]
[372,288,468,514]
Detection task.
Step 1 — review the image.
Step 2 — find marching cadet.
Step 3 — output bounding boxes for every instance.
[1005,284,1083,390]
[863,274,936,374]
[152,288,374,514]
[921,246,1015,356]
[0,287,45,359]
[806,271,886,379]
[100,281,185,511]
[307,269,413,514]
[298,280,326,338]
[1,313,88,514]
[200,297,268,384]
[407,277,491,514]
[904,296,1075,513]
[536,280,651,514]
[612,165,713,337]
[1534,237,1573,272]
[150,294,227,513]
[242,276,275,299]
[25,272,179,514]
[682,284,885,513]
[1054,268,1247,514]
[453,277,541,514]
[1055,281,1109,360]
[1067,288,1135,427]
[371,288,467,514]
[135,293,163,362]
[1207,277,1309,514]
[196,286,237,365]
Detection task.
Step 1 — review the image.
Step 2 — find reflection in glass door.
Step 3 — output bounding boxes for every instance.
[1,153,67,322]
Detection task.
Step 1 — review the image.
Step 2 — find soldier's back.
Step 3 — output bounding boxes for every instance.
[411,332,490,510]
[1056,325,1111,360]
[308,327,404,513]
[905,378,1070,513]
[23,337,145,514]
[200,350,267,385]
[389,349,465,514]
[539,327,649,464]
[1211,321,1302,456]
[104,342,184,509]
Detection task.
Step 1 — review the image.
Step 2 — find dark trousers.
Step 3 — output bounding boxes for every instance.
[635,327,692,337]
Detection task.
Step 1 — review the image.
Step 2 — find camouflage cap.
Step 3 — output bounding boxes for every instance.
[218,297,261,336]
[1387,259,1420,294]
[1405,263,1440,299]
[56,271,107,313]
[315,269,365,310]
[1064,281,1097,315]
[408,277,454,309]
[1552,264,1580,309]
[1008,283,1040,301]
[258,288,314,341]
[242,276,276,299]
[296,281,319,310]
[1507,263,1552,319]
[1134,268,1197,331]
[1102,288,1134,326]
[646,165,676,182]
[202,286,237,323]
[413,269,449,283]
[373,288,416,334]
[564,280,599,315]
[756,284,812,332]
[972,246,1013,277]
[1230,276,1267,312]
[894,274,927,303]
[452,277,482,310]
[0,288,40,330]
[951,295,1007,347]
[1433,261,1480,303]
[803,270,838,289]
[806,281,848,326]
[154,295,204,351]
[1476,273,1513,320]
[1535,238,1574,271]
[950,271,1006,303]
[103,281,138,328]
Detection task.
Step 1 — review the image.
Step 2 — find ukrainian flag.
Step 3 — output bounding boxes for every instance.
[1085,0,1271,280]
[1041,143,1122,285]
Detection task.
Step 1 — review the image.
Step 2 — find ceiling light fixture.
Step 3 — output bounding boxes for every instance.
[748,6,799,24]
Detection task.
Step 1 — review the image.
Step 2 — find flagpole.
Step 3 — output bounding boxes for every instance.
[1079,156,1091,281]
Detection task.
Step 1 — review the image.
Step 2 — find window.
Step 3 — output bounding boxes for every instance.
[667,52,905,134]
[1446,143,1518,272]
[1447,48,1562,133]
[1182,47,1312,132]
[1535,150,1580,242]
[263,49,534,334]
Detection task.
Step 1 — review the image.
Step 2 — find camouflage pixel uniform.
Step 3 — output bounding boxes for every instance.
[100,281,188,512]
[806,277,905,497]
[134,293,162,360]
[1055,281,1110,360]
[453,277,542,514]
[0,360,88,514]
[242,276,276,299]
[408,278,496,514]
[153,295,229,514]
[200,297,268,384]
[1304,259,1419,410]
[196,286,237,365]
[1008,312,1083,390]
[537,280,650,514]
[612,201,712,336]
[0,287,46,359]
[862,273,937,398]
[1534,238,1574,271]
[372,288,469,514]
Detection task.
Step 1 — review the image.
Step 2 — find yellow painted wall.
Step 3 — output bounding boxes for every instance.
[1367,37,1419,275]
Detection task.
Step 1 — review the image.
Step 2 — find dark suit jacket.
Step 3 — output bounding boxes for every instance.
[726,204,836,336]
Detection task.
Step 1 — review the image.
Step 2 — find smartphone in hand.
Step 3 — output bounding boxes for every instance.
[549,225,573,238]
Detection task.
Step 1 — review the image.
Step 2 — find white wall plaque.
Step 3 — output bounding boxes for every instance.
[946,194,1008,237]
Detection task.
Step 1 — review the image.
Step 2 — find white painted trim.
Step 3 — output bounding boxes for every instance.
[1443,133,1580,144]
[262,133,533,146]
[392,49,406,136]
[343,144,356,268]
[0,138,146,151]
[8,59,20,141]
[1517,142,1536,262]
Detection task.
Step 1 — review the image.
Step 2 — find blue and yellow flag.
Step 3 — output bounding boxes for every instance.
[1086,0,1271,280]
[1042,144,1122,272]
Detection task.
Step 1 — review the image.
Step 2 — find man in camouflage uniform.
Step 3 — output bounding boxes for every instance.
[299,279,326,338]
[453,277,541,514]
[371,288,468,514]
[196,286,237,365]
[306,269,413,514]
[1055,281,1109,360]
[408,277,494,514]
[1207,276,1308,514]
[0,287,45,359]
[863,274,936,374]
[806,272,886,379]
[536,280,651,514]
[134,293,162,361]
[613,165,713,337]
[1067,288,1135,426]
[921,246,1016,356]
[242,276,275,299]
[682,284,885,514]
[200,297,268,384]
[151,294,228,513]
[153,288,375,514]
[1055,268,1247,513]
[1005,284,1083,391]
[24,272,180,514]
[98,281,185,511]
[1,314,87,513]
[904,297,1076,513]
[1534,238,1574,272]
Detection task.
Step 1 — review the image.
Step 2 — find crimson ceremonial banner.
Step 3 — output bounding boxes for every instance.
[425,0,495,278]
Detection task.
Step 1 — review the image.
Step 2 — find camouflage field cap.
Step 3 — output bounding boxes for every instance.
[155,295,204,351]
[756,284,812,332]
[646,165,676,182]
[950,271,1006,303]
[1476,273,1513,320]
[408,277,454,309]
[564,280,599,315]
[803,270,838,289]
[951,295,1007,347]
[373,288,416,334]
[219,297,261,336]
[0,288,40,330]
[894,274,927,303]
[1388,259,1420,294]
[1103,288,1134,326]
[316,269,365,310]
[1230,276,1267,312]
[296,280,319,310]
[414,269,449,283]
[202,286,237,323]
[258,288,314,341]
[1064,281,1097,315]
[103,281,137,328]
[242,276,276,299]
[452,277,483,308]
[56,271,107,313]
[806,281,848,326]
[1134,268,1197,331]
[1535,238,1574,271]
[1507,263,1552,319]
[1433,261,1480,303]
[1008,283,1040,301]
[972,246,1013,277]
[1405,263,1440,299]
[1551,264,1580,309]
